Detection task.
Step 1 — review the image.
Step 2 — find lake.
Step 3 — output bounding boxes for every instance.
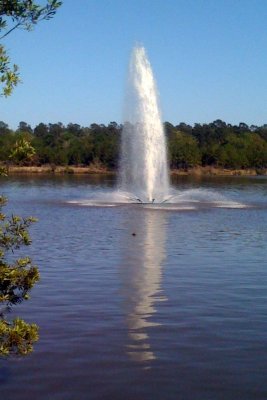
[0,174,267,400]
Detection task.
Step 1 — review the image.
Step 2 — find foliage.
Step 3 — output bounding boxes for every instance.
[0,44,19,96]
[9,136,36,164]
[1,0,61,359]
[1,119,267,170]
[0,193,39,357]
[0,0,62,96]
[0,317,38,356]
[168,130,201,169]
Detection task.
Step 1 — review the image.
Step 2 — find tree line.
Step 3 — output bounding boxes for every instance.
[1,119,267,170]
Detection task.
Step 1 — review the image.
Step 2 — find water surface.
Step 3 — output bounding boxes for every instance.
[0,175,267,400]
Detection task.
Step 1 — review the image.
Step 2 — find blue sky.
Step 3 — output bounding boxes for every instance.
[1,0,267,129]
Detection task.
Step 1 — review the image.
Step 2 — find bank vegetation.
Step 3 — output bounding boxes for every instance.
[0,119,267,175]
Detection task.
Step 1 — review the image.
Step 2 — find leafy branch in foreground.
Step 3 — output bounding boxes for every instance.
[0,44,19,96]
[0,0,61,357]
[0,0,62,96]
[0,193,39,356]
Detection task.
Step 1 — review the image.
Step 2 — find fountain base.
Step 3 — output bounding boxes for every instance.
[129,196,171,205]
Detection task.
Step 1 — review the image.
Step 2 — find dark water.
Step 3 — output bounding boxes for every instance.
[1,175,267,400]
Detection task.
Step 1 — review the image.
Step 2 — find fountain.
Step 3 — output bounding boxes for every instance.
[68,46,245,210]
[119,46,169,204]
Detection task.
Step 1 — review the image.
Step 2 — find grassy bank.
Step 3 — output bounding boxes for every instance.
[3,165,267,176]
[3,164,113,175]
[171,166,267,176]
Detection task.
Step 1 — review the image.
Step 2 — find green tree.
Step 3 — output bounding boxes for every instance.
[9,136,36,165]
[169,130,201,169]
[245,133,267,168]
[33,122,48,137]
[17,121,32,133]
[0,121,13,162]
[0,0,62,357]
[0,120,9,133]
[0,0,62,96]
[0,192,39,356]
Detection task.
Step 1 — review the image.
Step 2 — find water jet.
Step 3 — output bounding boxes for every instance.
[68,46,246,211]
[119,46,169,204]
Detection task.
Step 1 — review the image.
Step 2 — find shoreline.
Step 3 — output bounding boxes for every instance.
[2,165,267,176]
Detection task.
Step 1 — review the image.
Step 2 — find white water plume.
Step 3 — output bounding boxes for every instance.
[119,46,169,203]
[67,47,247,211]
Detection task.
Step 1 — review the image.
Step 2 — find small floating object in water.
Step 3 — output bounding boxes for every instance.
[132,232,136,236]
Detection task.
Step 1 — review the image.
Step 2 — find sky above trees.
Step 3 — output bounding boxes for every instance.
[1,0,267,129]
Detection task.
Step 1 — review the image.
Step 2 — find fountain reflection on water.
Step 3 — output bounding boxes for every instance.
[120,210,167,363]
